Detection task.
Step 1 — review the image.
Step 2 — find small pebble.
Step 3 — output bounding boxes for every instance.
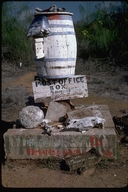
[58,125,64,129]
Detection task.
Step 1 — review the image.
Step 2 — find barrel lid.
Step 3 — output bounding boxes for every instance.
[34,12,73,16]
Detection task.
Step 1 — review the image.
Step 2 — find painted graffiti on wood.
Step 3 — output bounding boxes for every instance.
[103,150,114,158]
[90,136,103,147]
[34,75,85,87]
[26,148,86,157]
[26,148,114,159]
[32,75,88,102]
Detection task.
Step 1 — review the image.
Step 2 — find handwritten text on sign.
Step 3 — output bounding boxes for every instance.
[32,75,88,102]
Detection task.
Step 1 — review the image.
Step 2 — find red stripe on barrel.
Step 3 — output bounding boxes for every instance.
[46,14,61,20]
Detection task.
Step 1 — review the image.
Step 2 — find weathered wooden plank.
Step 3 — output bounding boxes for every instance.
[64,148,101,171]
[32,75,88,103]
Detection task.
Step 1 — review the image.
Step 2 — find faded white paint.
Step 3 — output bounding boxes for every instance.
[34,13,77,78]
[32,75,88,102]
[48,19,73,25]
[34,38,44,59]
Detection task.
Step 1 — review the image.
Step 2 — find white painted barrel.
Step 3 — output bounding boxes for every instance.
[34,12,77,79]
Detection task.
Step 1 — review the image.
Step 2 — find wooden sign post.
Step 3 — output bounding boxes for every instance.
[32,75,88,103]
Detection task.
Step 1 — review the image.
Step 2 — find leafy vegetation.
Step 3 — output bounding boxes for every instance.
[2,1,128,70]
[75,2,128,70]
[2,2,33,66]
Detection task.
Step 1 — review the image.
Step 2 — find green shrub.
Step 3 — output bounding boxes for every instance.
[75,2,128,69]
[2,2,34,66]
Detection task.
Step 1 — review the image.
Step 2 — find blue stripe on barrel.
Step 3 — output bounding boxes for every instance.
[37,73,75,79]
[49,24,74,28]
[60,15,73,20]
[35,58,76,62]
[48,31,75,36]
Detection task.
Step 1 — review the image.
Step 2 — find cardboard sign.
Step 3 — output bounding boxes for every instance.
[32,75,88,103]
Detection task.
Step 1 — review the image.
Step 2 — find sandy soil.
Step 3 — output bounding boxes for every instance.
[1,62,128,188]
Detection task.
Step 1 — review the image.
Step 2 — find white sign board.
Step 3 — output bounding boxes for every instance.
[32,75,88,103]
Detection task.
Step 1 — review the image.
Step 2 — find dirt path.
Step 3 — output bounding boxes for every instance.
[2,71,37,92]
[2,71,128,116]
[72,94,128,117]
[1,145,128,188]
[1,150,128,188]
[1,68,128,188]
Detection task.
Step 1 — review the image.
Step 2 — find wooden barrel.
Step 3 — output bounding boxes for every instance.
[34,12,77,79]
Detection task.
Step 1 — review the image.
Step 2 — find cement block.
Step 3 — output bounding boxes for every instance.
[3,105,117,160]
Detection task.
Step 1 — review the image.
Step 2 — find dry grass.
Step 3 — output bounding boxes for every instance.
[75,58,128,100]
[1,60,128,121]
[75,58,122,75]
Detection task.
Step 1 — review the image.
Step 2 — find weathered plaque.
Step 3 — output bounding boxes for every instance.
[32,75,88,103]
[65,149,101,171]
